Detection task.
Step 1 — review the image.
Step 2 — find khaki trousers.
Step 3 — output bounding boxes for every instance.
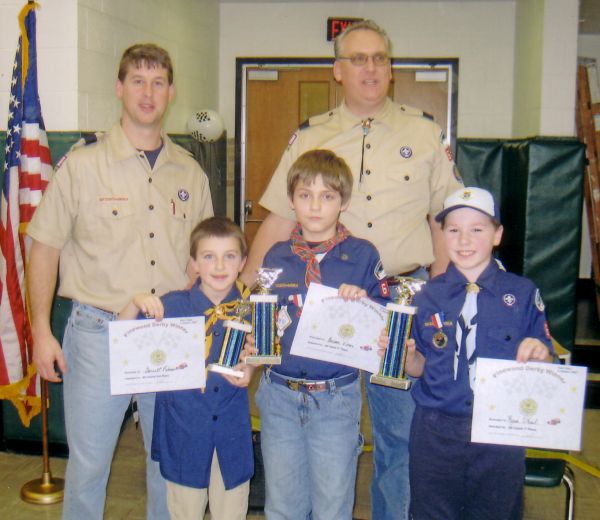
[166,451,250,520]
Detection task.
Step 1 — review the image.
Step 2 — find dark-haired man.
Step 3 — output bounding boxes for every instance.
[28,43,213,519]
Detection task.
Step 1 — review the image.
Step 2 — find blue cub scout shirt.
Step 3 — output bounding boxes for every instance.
[150,282,253,490]
[411,260,553,416]
[264,235,388,381]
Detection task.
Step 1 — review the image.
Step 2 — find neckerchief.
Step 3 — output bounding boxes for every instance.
[290,222,350,288]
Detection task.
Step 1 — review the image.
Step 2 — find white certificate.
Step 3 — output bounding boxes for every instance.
[471,358,587,451]
[109,317,206,395]
[290,283,386,373]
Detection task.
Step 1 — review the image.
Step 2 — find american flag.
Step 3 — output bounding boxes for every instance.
[0,2,51,426]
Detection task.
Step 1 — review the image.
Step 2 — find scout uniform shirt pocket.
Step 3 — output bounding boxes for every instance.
[82,198,136,243]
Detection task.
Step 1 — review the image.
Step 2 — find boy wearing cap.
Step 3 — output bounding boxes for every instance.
[402,187,553,519]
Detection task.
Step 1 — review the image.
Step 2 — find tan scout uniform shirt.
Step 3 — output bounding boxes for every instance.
[27,123,214,312]
[260,98,463,275]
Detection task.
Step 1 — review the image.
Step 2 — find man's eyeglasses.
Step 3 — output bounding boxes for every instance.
[337,53,390,67]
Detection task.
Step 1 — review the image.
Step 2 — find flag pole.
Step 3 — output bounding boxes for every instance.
[20,379,64,504]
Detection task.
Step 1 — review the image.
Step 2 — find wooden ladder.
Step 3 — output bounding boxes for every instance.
[576,60,600,321]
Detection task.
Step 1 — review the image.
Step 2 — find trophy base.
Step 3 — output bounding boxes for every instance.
[244,355,282,366]
[207,363,244,378]
[369,373,412,390]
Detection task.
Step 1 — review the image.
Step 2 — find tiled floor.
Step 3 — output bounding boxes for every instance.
[0,408,599,519]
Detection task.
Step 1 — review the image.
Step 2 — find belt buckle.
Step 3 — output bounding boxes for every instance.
[287,379,302,392]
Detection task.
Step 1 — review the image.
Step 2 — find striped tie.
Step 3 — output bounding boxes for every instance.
[454,282,479,389]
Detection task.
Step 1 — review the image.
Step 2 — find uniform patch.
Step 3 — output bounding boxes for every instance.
[444,145,454,162]
[276,306,292,337]
[178,189,190,202]
[287,131,298,149]
[380,280,390,298]
[503,293,516,307]
[399,146,412,159]
[374,260,386,280]
[535,289,545,312]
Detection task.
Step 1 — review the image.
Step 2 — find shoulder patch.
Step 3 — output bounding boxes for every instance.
[54,131,104,171]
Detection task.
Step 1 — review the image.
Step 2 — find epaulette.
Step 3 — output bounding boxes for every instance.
[306,110,336,128]
[399,104,424,117]
[54,131,104,171]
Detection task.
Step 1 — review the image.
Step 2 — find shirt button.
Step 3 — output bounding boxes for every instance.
[150,260,155,266]
[212,415,218,421]
[149,204,154,210]
[149,232,155,238]
[366,195,372,201]
[367,222,373,228]
[213,331,220,337]
[112,209,118,216]
[148,177,152,183]
[365,143,371,149]
[404,175,410,181]
[151,288,156,294]
[214,386,219,392]
[466,400,472,406]
[365,169,371,175]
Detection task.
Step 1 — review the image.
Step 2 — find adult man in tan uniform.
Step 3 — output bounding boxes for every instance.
[27,44,213,520]
[246,20,462,520]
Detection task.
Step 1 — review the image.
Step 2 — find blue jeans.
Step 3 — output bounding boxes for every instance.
[366,266,427,520]
[255,371,363,520]
[61,302,168,520]
[365,380,415,520]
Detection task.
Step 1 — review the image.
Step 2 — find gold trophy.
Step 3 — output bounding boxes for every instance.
[208,301,252,378]
[245,268,282,365]
[370,277,426,389]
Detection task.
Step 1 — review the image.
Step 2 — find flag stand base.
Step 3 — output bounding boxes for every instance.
[20,380,65,505]
[21,472,64,505]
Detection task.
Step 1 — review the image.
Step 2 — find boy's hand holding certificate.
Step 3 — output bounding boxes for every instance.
[471,358,587,451]
[109,317,206,395]
[290,283,386,373]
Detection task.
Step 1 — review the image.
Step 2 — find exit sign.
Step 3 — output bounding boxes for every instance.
[327,17,363,41]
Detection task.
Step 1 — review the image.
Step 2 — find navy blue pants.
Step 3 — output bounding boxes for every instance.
[409,406,524,520]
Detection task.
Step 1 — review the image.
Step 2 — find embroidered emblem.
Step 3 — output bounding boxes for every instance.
[380,280,390,298]
[399,146,413,158]
[503,293,516,307]
[287,131,298,148]
[544,321,551,339]
[535,289,545,312]
[374,260,386,280]
[444,145,453,162]
[276,306,292,337]
[178,189,190,202]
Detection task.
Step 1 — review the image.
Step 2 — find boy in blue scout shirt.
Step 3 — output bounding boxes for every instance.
[120,217,254,520]
[249,149,388,519]
[396,187,553,519]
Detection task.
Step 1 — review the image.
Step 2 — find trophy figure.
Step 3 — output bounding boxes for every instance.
[208,301,252,378]
[370,277,426,390]
[245,268,282,365]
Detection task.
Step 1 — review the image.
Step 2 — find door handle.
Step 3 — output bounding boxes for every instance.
[244,199,253,217]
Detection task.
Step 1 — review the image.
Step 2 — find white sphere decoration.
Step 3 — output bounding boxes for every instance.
[187,109,224,142]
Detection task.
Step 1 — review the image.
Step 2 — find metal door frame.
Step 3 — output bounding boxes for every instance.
[235,57,459,226]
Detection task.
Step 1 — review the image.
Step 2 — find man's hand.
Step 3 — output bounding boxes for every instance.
[33,330,66,382]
